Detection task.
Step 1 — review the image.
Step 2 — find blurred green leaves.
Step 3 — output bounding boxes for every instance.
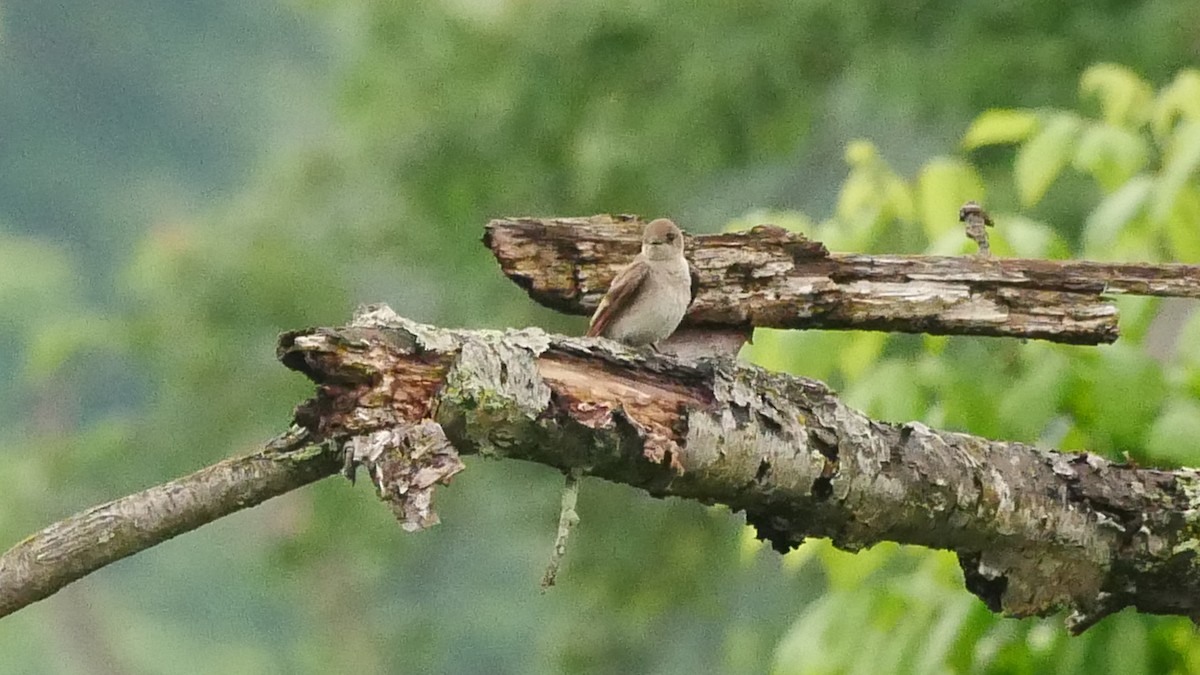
[1080,64,1154,130]
[1152,70,1200,140]
[963,110,1040,150]
[774,540,1199,675]
[1014,113,1082,207]
[917,158,985,239]
[744,64,1200,673]
[962,65,1200,264]
[1072,123,1148,191]
[3,0,1200,670]
[773,545,977,675]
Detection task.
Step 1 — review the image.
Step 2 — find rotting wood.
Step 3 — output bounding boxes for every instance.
[484,215,1200,344]
[279,307,1200,633]
[6,306,1200,630]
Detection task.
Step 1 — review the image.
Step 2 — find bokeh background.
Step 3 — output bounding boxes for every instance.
[3,1,1200,672]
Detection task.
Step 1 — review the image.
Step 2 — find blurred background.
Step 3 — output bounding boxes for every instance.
[2,1,1200,672]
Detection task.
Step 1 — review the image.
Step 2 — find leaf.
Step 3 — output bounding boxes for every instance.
[1175,311,1200,398]
[780,537,825,572]
[916,157,985,238]
[836,162,883,224]
[1072,123,1150,191]
[745,329,845,381]
[883,173,916,224]
[936,342,1006,438]
[1151,69,1200,139]
[1151,120,1200,222]
[845,139,879,167]
[836,141,914,244]
[1103,612,1149,675]
[1079,63,1153,128]
[1014,114,1081,206]
[962,109,1039,149]
[817,542,898,591]
[1082,175,1153,255]
[1112,296,1160,345]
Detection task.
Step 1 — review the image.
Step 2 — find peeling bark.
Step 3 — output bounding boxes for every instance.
[6,306,1200,630]
[276,306,1200,632]
[485,215,1200,344]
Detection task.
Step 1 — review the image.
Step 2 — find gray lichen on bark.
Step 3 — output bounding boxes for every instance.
[277,305,1200,632]
[7,302,1200,629]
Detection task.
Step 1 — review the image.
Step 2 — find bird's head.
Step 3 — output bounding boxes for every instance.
[641,218,684,260]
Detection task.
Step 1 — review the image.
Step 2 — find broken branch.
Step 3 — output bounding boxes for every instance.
[7,305,1200,630]
[485,215,1200,344]
[279,306,1200,632]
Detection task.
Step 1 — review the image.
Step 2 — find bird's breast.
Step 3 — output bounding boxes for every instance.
[604,260,691,345]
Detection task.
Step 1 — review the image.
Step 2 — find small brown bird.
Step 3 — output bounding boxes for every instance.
[587,218,692,347]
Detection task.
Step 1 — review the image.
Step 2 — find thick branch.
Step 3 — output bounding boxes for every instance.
[7,306,1200,630]
[280,306,1200,632]
[0,428,339,619]
[485,215,1200,344]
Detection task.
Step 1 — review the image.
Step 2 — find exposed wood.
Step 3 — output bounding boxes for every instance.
[8,306,1200,631]
[276,307,1200,632]
[485,215,1200,344]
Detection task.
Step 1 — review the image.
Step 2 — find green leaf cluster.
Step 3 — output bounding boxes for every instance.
[747,65,1200,673]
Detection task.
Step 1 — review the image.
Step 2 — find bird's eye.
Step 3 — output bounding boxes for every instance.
[665,232,676,242]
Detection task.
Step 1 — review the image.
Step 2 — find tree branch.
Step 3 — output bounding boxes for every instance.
[0,427,339,619]
[7,305,1200,630]
[485,215,1200,345]
[278,306,1200,632]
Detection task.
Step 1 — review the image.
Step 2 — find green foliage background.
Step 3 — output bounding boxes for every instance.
[2,1,1200,672]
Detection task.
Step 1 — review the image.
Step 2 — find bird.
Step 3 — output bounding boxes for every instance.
[586,218,692,347]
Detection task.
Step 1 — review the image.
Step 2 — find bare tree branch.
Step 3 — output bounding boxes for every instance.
[485,215,1200,345]
[278,306,1200,633]
[0,428,339,619]
[7,305,1200,631]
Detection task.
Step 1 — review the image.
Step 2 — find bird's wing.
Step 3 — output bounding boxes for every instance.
[587,257,650,338]
[688,264,699,308]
